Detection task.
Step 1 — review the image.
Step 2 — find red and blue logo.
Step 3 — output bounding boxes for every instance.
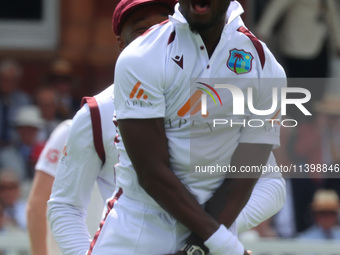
[227,49,253,75]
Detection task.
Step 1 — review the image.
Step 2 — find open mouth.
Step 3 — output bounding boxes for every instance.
[191,0,211,14]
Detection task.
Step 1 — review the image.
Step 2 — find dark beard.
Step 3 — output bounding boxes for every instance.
[187,8,228,34]
[188,20,217,34]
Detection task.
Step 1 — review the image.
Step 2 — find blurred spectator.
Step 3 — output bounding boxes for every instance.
[46,58,79,119]
[0,105,45,181]
[252,0,271,23]
[34,86,62,141]
[0,58,32,147]
[0,170,27,231]
[257,0,340,77]
[313,95,340,197]
[298,189,340,240]
[256,0,340,118]
[314,95,340,165]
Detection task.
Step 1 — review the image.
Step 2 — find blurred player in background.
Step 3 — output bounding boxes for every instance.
[28,0,177,253]
[45,1,176,255]
[27,120,72,255]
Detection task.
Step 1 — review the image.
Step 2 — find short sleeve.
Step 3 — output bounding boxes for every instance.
[35,120,72,177]
[114,47,166,120]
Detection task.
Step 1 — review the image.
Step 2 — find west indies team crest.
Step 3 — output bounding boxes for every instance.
[227,49,253,75]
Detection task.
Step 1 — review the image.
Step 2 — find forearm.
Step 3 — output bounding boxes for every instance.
[26,203,48,255]
[205,143,272,227]
[47,202,91,255]
[202,177,255,255]
[140,163,219,241]
[26,171,54,255]
[236,177,286,233]
[205,178,258,228]
[143,167,247,255]
[186,144,273,253]
[47,164,99,255]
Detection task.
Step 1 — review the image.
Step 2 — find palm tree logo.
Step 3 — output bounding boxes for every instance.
[233,52,244,73]
[227,49,253,75]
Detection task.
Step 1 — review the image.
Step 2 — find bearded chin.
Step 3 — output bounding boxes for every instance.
[187,9,228,34]
[188,21,215,34]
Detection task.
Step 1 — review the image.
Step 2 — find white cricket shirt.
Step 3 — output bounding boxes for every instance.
[114,2,286,206]
[35,119,72,177]
[48,85,118,255]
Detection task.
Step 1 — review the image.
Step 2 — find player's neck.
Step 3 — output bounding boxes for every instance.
[199,20,225,58]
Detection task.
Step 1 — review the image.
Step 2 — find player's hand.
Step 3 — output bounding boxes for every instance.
[244,250,253,255]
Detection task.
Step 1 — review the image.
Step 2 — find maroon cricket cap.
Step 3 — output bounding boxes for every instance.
[112,0,177,36]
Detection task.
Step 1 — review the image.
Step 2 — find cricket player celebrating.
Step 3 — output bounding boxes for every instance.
[89,0,287,255]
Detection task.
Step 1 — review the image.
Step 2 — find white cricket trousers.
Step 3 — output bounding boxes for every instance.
[88,188,190,255]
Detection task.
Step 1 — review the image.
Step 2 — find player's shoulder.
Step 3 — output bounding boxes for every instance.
[235,26,286,78]
[93,85,115,125]
[91,85,115,119]
[131,19,174,51]
[94,84,114,104]
[50,119,73,139]
[72,98,92,130]
[58,119,72,128]
[78,85,115,134]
